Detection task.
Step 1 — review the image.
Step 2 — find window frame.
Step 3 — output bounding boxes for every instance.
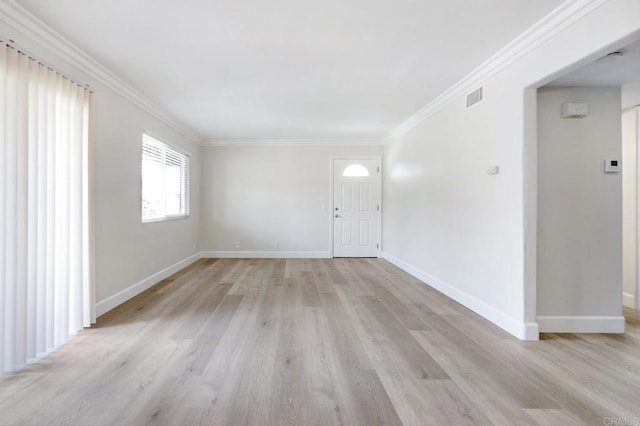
[141,133,191,223]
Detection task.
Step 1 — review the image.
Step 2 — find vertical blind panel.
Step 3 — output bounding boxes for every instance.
[0,44,94,372]
[0,45,6,368]
[26,58,39,360]
[3,46,19,371]
[0,45,8,369]
[15,51,29,369]
[45,68,56,353]
[81,91,94,328]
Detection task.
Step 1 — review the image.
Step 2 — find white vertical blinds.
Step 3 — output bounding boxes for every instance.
[0,44,94,372]
[141,134,189,222]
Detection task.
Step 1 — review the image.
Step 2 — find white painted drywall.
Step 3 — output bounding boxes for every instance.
[0,21,202,308]
[93,91,201,303]
[200,145,382,255]
[384,84,528,335]
[383,0,640,339]
[537,86,622,318]
[622,83,640,109]
[622,107,638,308]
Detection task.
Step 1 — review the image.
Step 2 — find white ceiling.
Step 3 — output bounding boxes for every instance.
[17,0,563,140]
[550,37,640,86]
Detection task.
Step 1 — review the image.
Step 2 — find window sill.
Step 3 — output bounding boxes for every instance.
[142,215,190,224]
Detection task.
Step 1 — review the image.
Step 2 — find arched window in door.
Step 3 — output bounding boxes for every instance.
[343,164,369,177]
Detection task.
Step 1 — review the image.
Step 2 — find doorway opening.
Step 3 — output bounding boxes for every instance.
[534,37,640,333]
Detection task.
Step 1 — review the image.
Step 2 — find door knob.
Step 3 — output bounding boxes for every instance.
[334,214,341,218]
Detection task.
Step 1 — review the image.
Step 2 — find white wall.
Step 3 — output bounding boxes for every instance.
[537,87,622,321]
[93,91,201,305]
[383,82,529,337]
[383,0,640,339]
[0,19,202,315]
[622,107,639,308]
[200,144,382,256]
[622,83,640,109]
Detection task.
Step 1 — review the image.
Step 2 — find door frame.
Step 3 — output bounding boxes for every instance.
[330,156,382,258]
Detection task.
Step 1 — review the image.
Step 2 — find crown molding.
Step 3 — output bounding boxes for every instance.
[202,137,385,147]
[0,0,203,144]
[385,0,609,144]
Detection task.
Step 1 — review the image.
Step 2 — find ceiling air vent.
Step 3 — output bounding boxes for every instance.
[466,86,483,108]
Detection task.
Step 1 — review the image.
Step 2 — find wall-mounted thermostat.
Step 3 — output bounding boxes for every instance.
[561,102,589,118]
[604,159,621,173]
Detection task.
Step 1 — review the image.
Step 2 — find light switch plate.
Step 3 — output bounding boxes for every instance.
[487,165,500,175]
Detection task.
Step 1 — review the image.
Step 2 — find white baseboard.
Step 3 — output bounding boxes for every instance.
[537,316,626,333]
[381,252,539,341]
[200,251,331,259]
[623,292,636,309]
[96,252,201,317]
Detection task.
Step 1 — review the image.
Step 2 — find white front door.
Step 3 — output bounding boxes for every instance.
[333,159,381,257]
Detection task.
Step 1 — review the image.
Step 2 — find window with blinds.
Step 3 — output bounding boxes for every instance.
[141,134,190,222]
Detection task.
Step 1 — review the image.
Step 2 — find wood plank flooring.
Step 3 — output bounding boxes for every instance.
[1,258,639,425]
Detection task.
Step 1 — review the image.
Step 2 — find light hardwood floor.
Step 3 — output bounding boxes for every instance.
[1,258,639,425]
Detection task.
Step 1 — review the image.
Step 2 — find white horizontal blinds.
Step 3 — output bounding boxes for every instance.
[142,134,189,221]
[141,135,164,220]
[182,155,190,216]
[165,148,186,216]
[0,43,94,372]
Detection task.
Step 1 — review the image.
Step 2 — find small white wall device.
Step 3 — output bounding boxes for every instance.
[604,159,621,173]
[561,102,588,118]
